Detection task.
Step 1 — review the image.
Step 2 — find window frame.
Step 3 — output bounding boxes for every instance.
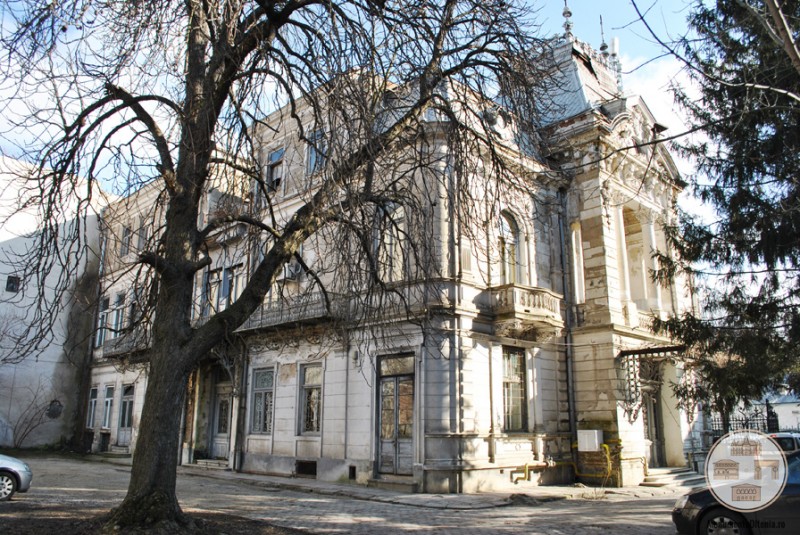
[119,225,132,257]
[374,203,407,282]
[95,297,110,347]
[502,347,528,433]
[266,147,285,192]
[299,364,323,435]
[136,217,149,251]
[201,269,221,317]
[111,293,126,338]
[251,368,275,435]
[101,385,115,429]
[118,384,134,429]
[5,275,20,293]
[499,212,520,285]
[86,387,98,428]
[306,129,327,176]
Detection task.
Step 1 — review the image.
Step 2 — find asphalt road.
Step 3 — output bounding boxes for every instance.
[1,456,681,534]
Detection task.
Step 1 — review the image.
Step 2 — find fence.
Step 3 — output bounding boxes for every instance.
[708,413,780,441]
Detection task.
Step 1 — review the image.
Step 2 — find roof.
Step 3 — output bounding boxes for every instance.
[753,392,800,405]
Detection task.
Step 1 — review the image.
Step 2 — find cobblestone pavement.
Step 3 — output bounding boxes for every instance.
[4,456,683,534]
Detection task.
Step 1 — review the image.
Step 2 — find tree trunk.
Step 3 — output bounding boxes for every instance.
[106,345,192,529]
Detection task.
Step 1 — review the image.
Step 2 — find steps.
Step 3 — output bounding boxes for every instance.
[192,459,231,470]
[640,467,706,489]
[98,445,131,458]
[367,475,418,493]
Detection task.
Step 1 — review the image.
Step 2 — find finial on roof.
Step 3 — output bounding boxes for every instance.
[563,1,574,41]
[609,37,624,94]
[600,15,609,58]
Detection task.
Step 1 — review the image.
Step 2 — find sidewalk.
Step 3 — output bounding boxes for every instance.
[176,463,685,509]
[88,453,684,510]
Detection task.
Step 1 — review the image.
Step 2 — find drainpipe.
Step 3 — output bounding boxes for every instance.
[557,188,578,461]
[447,148,465,492]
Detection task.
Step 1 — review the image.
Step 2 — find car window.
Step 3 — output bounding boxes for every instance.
[774,437,796,451]
[788,455,800,485]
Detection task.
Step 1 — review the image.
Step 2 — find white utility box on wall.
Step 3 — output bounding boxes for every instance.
[577,430,603,452]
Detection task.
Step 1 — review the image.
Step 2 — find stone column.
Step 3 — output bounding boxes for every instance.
[614,203,634,322]
[639,211,663,312]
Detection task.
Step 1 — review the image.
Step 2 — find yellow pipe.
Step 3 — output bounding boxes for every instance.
[512,460,553,483]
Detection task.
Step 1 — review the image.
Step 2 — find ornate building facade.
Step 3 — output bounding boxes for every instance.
[82,33,701,491]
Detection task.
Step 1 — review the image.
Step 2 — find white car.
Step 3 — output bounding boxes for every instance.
[770,432,800,452]
[0,454,33,501]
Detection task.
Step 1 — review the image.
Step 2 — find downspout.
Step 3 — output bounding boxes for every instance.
[557,188,578,462]
[344,340,350,466]
[448,149,464,492]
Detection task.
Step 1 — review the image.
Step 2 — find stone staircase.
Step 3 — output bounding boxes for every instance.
[192,459,231,470]
[640,466,706,489]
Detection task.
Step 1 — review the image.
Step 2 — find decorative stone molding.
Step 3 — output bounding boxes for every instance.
[494,318,562,342]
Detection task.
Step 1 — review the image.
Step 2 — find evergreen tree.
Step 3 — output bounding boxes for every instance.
[658,0,800,418]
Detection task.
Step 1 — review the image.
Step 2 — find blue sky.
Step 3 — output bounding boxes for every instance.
[536,1,693,64]
[538,1,696,164]
[537,1,706,215]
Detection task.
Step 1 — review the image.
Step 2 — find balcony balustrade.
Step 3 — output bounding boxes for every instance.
[101,330,148,357]
[479,284,565,341]
[237,292,343,332]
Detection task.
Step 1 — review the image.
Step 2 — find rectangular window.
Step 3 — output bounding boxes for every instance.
[136,217,148,251]
[266,148,285,192]
[5,275,20,293]
[102,385,115,429]
[306,130,327,175]
[201,269,221,317]
[95,297,110,347]
[119,384,134,429]
[111,293,126,337]
[120,226,132,257]
[86,387,98,428]
[217,398,230,434]
[201,266,242,316]
[503,347,527,432]
[300,364,322,434]
[251,369,275,434]
[220,265,244,310]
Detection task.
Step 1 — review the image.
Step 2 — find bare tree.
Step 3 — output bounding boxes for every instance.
[0,0,557,528]
[8,379,63,448]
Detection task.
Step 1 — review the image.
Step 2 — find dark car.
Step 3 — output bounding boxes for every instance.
[673,450,800,534]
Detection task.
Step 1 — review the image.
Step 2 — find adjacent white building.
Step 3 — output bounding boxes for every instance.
[0,157,105,448]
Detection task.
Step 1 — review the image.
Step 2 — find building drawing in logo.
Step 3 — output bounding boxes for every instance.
[712,459,740,480]
[731,483,762,502]
[754,459,780,480]
[730,436,761,456]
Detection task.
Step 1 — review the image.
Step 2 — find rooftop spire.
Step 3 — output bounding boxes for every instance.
[600,15,609,58]
[563,1,573,41]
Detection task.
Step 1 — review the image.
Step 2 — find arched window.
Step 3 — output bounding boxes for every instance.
[499,212,520,284]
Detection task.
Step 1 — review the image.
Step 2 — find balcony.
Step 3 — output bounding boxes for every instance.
[101,330,148,358]
[479,284,564,341]
[237,292,343,332]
